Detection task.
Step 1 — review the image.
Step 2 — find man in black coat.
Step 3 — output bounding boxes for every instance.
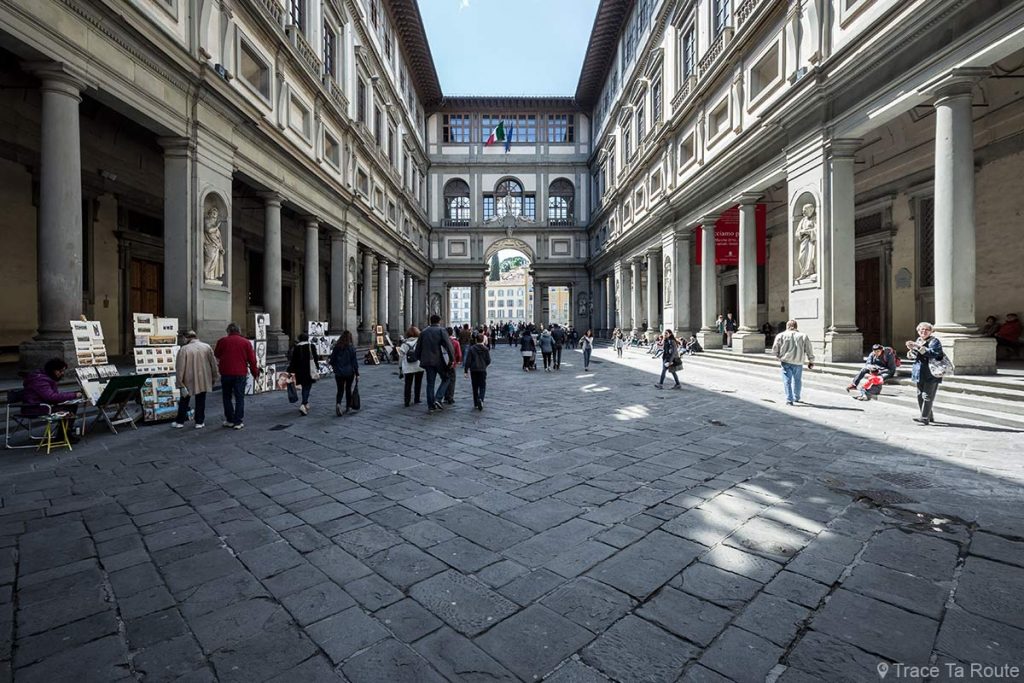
[550,324,566,370]
[418,314,456,413]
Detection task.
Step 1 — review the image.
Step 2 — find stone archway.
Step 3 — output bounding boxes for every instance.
[483,237,535,263]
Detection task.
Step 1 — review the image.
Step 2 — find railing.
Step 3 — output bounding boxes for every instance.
[549,218,574,227]
[736,0,761,28]
[698,31,727,76]
[256,0,284,27]
[443,219,469,227]
[324,74,347,110]
[286,25,323,79]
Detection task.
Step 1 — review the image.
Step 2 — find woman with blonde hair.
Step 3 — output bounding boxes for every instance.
[399,326,424,407]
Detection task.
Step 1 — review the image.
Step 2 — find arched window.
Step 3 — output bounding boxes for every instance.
[547,178,575,226]
[495,179,524,218]
[443,179,470,225]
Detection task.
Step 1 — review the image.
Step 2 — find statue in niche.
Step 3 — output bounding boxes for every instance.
[430,292,442,317]
[577,293,589,318]
[203,204,225,284]
[795,202,818,281]
[663,256,673,306]
[347,258,356,305]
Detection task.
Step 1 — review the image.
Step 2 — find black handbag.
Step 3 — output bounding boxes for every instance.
[350,381,361,411]
[286,381,299,404]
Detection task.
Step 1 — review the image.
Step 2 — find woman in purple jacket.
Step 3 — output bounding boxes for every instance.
[22,358,81,440]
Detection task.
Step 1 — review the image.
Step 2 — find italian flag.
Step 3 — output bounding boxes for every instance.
[485,121,506,146]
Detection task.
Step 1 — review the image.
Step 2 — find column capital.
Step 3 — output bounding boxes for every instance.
[258,192,284,207]
[732,192,763,206]
[329,227,347,242]
[157,136,193,156]
[302,215,320,229]
[22,60,93,94]
[698,214,719,227]
[925,67,991,101]
[645,246,662,258]
[825,138,863,159]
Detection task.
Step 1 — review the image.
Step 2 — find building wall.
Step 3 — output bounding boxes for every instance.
[0,159,37,348]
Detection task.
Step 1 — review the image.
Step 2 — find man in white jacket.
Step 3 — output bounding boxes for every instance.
[771,320,815,406]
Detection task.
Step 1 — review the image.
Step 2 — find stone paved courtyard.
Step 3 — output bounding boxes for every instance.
[2,344,1023,682]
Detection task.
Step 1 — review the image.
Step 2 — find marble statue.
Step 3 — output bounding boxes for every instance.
[203,205,225,284]
[796,202,817,281]
[430,292,442,317]
[663,256,673,306]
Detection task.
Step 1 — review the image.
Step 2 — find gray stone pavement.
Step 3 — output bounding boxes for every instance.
[2,343,1023,682]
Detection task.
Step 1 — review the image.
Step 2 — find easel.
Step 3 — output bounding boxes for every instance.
[92,375,149,434]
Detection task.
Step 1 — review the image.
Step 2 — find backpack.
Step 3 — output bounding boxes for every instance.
[405,338,421,364]
[883,346,902,368]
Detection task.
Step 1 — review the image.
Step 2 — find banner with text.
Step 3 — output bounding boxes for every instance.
[695,204,767,266]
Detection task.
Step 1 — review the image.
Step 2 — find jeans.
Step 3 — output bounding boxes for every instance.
[616,346,623,357]
[780,363,803,403]
[176,392,206,425]
[522,355,532,370]
[300,384,312,405]
[542,351,552,369]
[853,367,893,386]
[469,370,487,405]
[221,375,246,424]
[445,369,457,401]
[583,347,592,369]
[424,366,450,407]
[403,372,423,406]
[659,364,680,385]
[552,345,562,368]
[917,380,939,420]
[335,374,355,409]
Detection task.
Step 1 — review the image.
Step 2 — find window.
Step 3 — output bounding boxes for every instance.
[523,196,536,220]
[496,179,523,217]
[325,133,340,168]
[444,179,470,225]
[370,0,379,27]
[678,132,695,168]
[708,98,729,140]
[547,114,575,143]
[483,195,495,221]
[750,43,781,101]
[713,0,730,36]
[623,120,632,159]
[239,40,270,99]
[289,0,305,32]
[548,178,574,225]
[680,26,696,80]
[387,201,397,223]
[636,100,646,142]
[650,170,663,195]
[918,197,935,288]
[357,169,369,195]
[374,106,382,146]
[289,94,311,139]
[652,80,662,123]
[443,114,472,143]
[323,23,337,78]
[485,114,537,143]
[387,125,396,165]
[357,78,367,123]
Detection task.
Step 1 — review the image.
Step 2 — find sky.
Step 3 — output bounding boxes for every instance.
[418,0,601,96]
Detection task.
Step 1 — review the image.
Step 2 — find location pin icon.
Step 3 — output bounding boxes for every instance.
[877,662,890,679]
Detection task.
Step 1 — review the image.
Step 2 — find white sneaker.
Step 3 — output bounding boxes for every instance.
[171,422,184,429]
[300,404,309,416]
[222,420,233,428]
[194,423,205,429]
[233,423,244,430]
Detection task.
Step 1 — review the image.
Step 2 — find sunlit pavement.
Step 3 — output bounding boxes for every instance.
[2,344,1022,682]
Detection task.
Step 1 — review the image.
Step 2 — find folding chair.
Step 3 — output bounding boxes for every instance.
[4,389,79,450]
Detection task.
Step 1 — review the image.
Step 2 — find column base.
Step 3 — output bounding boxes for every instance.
[732,331,766,354]
[696,329,723,350]
[19,337,77,373]
[940,334,997,375]
[266,330,290,358]
[824,330,864,362]
[645,330,659,342]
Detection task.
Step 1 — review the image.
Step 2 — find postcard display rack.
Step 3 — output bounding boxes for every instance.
[132,314,180,422]
[308,321,336,378]
[70,320,118,402]
[249,313,276,395]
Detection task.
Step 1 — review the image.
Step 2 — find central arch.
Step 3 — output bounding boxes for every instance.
[483,237,535,263]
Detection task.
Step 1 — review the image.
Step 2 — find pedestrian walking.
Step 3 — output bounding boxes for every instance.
[463,332,491,410]
[612,328,625,357]
[654,330,683,390]
[418,314,456,413]
[444,327,463,404]
[214,322,260,429]
[716,314,726,346]
[172,330,218,429]
[538,327,555,371]
[287,332,320,416]
[580,329,594,372]
[328,330,359,416]
[725,313,737,348]
[398,326,424,407]
[520,329,536,371]
[771,320,815,405]
[906,322,946,425]
[551,324,566,369]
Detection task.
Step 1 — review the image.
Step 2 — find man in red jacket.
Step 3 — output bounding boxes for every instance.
[214,322,259,429]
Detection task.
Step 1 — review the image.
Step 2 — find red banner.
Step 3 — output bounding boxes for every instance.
[695,204,766,266]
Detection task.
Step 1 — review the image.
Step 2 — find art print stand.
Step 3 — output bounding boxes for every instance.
[133,313,180,423]
[308,321,336,377]
[70,319,108,366]
[92,375,149,434]
[249,314,275,395]
[373,324,393,364]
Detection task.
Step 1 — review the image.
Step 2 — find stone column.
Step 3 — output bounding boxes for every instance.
[471,282,485,327]
[261,194,288,353]
[930,69,995,373]
[662,226,692,339]
[615,261,631,333]
[413,278,425,328]
[822,141,864,360]
[605,275,615,335]
[733,196,766,353]
[303,218,320,325]
[631,258,643,333]
[377,259,389,331]
[388,262,402,333]
[329,229,348,333]
[404,273,414,331]
[696,216,723,349]
[646,249,661,335]
[360,250,374,342]
[20,64,88,368]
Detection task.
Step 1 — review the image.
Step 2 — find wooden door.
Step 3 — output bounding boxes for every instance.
[855,257,881,349]
[130,259,163,316]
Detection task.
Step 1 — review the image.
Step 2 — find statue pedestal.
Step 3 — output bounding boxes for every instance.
[939,333,997,375]
[696,328,723,350]
[824,329,864,362]
[732,331,766,354]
